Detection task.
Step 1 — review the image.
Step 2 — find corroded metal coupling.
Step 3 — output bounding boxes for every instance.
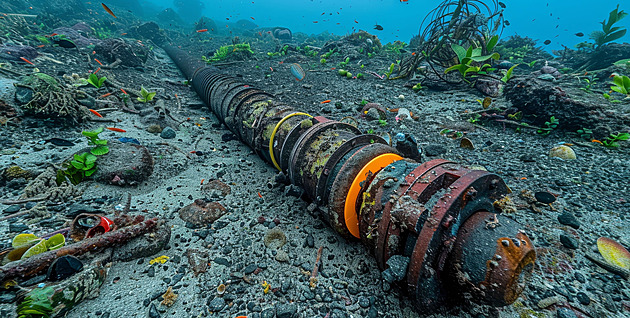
[162,45,536,312]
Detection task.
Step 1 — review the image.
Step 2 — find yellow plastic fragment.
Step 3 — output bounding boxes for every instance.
[261,281,270,294]
[149,255,170,265]
[597,237,630,270]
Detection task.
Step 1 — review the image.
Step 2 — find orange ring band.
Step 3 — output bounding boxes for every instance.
[344,153,403,238]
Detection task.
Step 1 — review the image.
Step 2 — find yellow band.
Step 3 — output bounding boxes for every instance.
[269,112,313,171]
[344,153,403,238]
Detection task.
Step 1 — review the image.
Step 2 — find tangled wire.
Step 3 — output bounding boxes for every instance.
[392,0,505,80]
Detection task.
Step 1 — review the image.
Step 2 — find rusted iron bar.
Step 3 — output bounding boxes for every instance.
[0,218,159,282]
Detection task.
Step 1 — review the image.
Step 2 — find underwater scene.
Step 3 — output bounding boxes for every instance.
[0,0,629,317]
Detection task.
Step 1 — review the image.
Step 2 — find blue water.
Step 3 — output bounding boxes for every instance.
[145,0,629,52]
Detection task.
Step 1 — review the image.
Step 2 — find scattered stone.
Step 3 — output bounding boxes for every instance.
[558,212,581,229]
[275,250,289,262]
[576,292,590,305]
[147,125,163,134]
[244,264,258,275]
[537,74,556,81]
[148,303,160,318]
[8,223,28,233]
[178,199,227,227]
[160,127,176,139]
[549,145,576,160]
[208,297,226,312]
[304,233,314,248]
[358,296,370,308]
[424,144,447,157]
[574,272,586,283]
[93,140,154,186]
[65,203,100,218]
[275,303,297,318]
[3,204,22,214]
[382,255,409,283]
[560,234,579,249]
[201,179,231,198]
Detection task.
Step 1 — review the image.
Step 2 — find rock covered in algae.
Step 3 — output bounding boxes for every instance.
[549,145,576,160]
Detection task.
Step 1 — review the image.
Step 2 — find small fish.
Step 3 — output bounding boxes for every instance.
[101,3,117,18]
[400,0,408,2]
[37,45,45,48]
[591,139,603,144]
[498,1,506,8]
[374,24,383,31]
[575,32,584,37]
[196,29,208,33]
[53,39,77,49]
[120,88,128,94]
[354,20,358,23]
[106,127,126,132]
[320,100,331,104]
[100,92,113,98]
[45,138,75,146]
[94,67,101,74]
[543,40,551,45]
[19,57,34,65]
[89,109,103,117]
[250,16,255,20]
[94,58,103,66]
[290,63,306,81]
[313,21,318,23]
[504,20,510,26]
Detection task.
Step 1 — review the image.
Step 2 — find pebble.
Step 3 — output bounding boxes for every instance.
[244,264,257,275]
[275,303,297,318]
[8,223,28,233]
[304,233,314,248]
[358,296,370,308]
[560,234,579,249]
[423,144,446,156]
[574,272,586,283]
[148,303,161,318]
[3,204,22,214]
[558,212,581,229]
[160,127,176,139]
[207,297,226,312]
[576,292,590,305]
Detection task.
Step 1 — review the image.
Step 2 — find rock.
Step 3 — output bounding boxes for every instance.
[381,255,409,283]
[148,303,161,318]
[475,78,503,97]
[178,199,227,227]
[9,223,28,233]
[275,303,297,318]
[3,204,22,214]
[358,296,370,308]
[304,233,314,248]
[113,223,171,262]
[558,213,581,229]
[208,297,226,312]
[576,292,590,305]
[424,144,447,157]
[556,307,578,318]
[560,234,578,249]
[537,74,556,81]
[365,108,381,121]
[549,145,576,160]
[65,203,100,218]
[160,127,176,139]
[93,140,154,186]
[275,250,289,262]
[244,264,257,275]
[147,125,162,134]
[200,179,231,198]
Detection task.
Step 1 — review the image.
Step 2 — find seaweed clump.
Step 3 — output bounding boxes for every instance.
[494,35,552,63]
[202,43,255,63]
[17,73,89,122]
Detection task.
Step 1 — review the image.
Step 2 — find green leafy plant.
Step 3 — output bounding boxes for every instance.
[360,99,369,106]
[507,111,523,120]
[385,63,396,79]
[580,75,598,93]
[320,58,327,64]
[590,5,628,48]
[202,43,255,63]
[356,73,364,79]
[467,113,481,124]
[602,132,629,148]
[610,75,630,96]
[445,35,500,82]
[577,128,593,140]
[338,69,348,76]
[339,57,350,68]
[366,128,374,134]
[87,73,106,89]
[537,116,559,135]
[11,233,66,261]
[137,86,156,103]
[501,64,519,83]
[528,60,537,68]
[412,83,423,91]
[17,286,55,318]
[383,41,408,54]
[378,119,388,127]
[56,127,109,185]
[367,52,375,58]
[267,45,289,57]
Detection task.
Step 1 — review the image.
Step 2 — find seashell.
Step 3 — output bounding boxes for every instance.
[217,283,226,295]
[597,237,630,270]
[549,145,576,160]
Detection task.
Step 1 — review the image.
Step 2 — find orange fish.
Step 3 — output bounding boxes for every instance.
[591,139,603,144]
[20,57,34,65]
[101,3,117,18]
[120,33,127,35]
[354,20,358,23]
[100,92,113,98]
[196,29,208,33]
[120,88,128,94]
[94,58,103,66]
[313,21,318,23]
[94,67,101,74]
[320,100,331,104]
[37,45,45,48]
[250,17,255,20]
[106,127,126,132]
[89,109,103,117]
[47,33,58,37]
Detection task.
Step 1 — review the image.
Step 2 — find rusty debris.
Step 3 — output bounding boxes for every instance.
[178,199,227,227]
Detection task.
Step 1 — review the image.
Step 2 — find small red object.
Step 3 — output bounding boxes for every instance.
[85,216,114,238]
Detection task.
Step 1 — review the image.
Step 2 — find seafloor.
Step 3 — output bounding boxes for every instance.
[0,4,630,318]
